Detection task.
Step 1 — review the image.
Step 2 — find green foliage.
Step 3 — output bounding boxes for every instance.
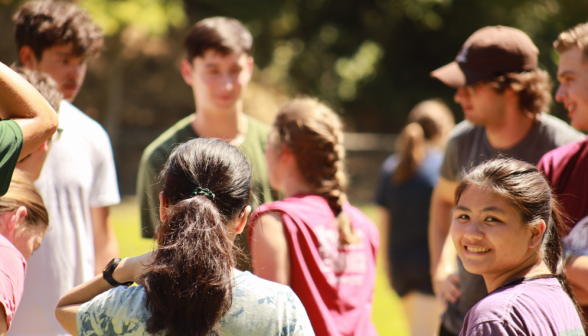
[79,0,187,36]
[177,0,588,132]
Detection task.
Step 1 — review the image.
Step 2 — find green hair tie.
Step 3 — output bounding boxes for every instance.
[192,187,215,201]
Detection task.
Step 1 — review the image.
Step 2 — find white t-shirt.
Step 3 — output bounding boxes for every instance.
[9,101,120,336]
[77,270,315,336]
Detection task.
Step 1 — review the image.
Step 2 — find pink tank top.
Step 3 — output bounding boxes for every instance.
[249,193,379,336]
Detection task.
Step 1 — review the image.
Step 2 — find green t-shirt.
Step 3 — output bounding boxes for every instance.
[136,114,272,270]
[0,120,23,196]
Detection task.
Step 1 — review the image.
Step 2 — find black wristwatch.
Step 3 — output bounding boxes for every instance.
[102,258,134,287]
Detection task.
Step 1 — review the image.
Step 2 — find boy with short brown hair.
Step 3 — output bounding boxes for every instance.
[137,17,272,271]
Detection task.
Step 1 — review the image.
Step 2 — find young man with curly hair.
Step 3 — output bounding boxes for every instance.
[136,17,272,271]
[9,2,120,336]
[428,26,584,336]
[537,22,588,320]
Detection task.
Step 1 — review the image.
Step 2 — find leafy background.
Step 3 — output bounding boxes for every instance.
[1,0,586,194]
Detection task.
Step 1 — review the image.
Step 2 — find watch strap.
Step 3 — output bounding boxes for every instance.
[103,258,134,287]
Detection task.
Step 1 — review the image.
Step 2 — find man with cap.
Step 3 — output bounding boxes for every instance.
[537,22,588,319]
[428,25,584,336]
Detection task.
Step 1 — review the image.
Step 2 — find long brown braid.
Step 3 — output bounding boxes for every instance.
[273,98,359,244]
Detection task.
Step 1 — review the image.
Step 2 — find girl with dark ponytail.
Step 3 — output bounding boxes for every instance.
[452,158,586,335]
[55,138,314,336]
[248,98,380,336]
[374,99,454,336]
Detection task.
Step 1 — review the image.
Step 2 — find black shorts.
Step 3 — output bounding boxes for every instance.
[389,250,434,297]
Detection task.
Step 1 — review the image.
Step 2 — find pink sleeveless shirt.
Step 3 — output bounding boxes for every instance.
[249,193,379,336]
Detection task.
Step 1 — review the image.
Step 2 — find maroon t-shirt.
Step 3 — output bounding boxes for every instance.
[249,194,379,336]
[537,136,588,319]
[537,136,588,232]
[460,277,584,336]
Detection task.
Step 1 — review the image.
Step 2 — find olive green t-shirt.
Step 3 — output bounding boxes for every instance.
[136,114,272,270]
[0,120,23,196]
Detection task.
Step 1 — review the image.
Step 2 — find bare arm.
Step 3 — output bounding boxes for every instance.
[250,213,291,286]
[0,62,58,160]
[0,304,6,336]
[377,206,392,282]
[429,177,461,303]
[56,253,153,335]
[566,255,588,306]
[92,207,119,275]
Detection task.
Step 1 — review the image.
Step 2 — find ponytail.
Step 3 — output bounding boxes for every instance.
[141,138,251,336]
[143,196,235,336]
[545,200,588,332]
[393,99,454,185]
[393,122,426,185]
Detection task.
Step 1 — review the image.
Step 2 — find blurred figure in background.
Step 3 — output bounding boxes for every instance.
[137,17,272,271]
[428,26,584,336]
[249,98,379,336]
[0,62,58,197]
[538,22,588,319]
[375,99,454,336]
[11,2,121,336]
[0,170,49,336]
[12,66,62,182]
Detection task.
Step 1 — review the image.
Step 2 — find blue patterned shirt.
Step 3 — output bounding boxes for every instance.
[76,270,314,336]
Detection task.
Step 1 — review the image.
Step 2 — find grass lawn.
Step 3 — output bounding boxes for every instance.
[111,197,410,335]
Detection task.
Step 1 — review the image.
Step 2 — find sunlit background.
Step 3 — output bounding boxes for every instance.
[1,0,587,333]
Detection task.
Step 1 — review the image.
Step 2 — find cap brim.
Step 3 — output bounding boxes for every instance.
[430,62,492,88]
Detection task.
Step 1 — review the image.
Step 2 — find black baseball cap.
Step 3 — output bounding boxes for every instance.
[431,26,539,88]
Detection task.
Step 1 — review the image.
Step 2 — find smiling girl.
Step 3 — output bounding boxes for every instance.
[451,158,586,335]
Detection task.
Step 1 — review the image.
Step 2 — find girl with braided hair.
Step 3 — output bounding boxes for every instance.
[55,138,314,336]
[249,98,379,336]
[452,158,586,335]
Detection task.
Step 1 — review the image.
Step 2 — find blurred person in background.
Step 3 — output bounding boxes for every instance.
[537,22,588,319]
[249,98,379,336]
[0,61,58,197]
[55,138,314,336]
[10,2,121,336]
[12,66,63,182]
[137,17,272,271]
[374,99,454,336]
[428,26,584,336]
[0,170,49,336]
[452,159,586,335]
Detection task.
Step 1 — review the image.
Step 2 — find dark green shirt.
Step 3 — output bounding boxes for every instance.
[0,120,23,196]
[136,114,272,270]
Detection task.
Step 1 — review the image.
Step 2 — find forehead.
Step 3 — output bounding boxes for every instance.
[458,185,513,211]
[192,50,249,67]
[42,43,84,59]
[558,47,588,75]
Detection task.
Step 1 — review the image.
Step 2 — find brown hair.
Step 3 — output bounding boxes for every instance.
[0,169,48,229]
[394,99,454,185]
[273,98,358,244]
[13,1,103,61]
[184,17,253,61]
[554,22,588,62]
[141,138,251,336]
[455,158,587,330]
[483,69,553,115]
[11,65,62,112]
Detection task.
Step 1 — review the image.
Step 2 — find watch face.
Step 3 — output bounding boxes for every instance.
[103,258,116,273]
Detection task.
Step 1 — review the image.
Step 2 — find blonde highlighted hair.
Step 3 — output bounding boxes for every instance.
[554,22,588,62]
[0,169,48,228]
